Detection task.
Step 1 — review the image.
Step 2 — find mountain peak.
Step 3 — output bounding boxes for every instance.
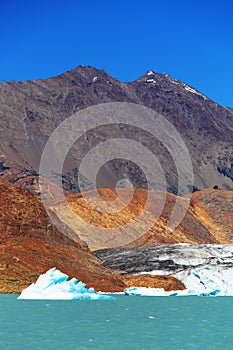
[0,64,232,194]
[146,70,156,76]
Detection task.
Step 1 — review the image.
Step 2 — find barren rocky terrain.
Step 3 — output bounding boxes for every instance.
[0,66,232,194]
[0,66,232,294]
[49,188,232,250]
[0,179,185,293]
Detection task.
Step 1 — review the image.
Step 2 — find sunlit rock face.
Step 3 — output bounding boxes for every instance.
[49,188,233,251]
[18,268,115,300]
[0,178,127,294]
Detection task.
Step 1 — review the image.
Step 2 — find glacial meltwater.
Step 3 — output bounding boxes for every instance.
[1,294,233,350]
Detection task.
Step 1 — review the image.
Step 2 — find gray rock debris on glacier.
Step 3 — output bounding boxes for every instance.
[95,244,233,275]
[96,244,233,295]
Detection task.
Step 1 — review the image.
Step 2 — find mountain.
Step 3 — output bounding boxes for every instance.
[0,179,185,293]
[1,66,232,293]
[0,66,232,195]
[48,188,232,250]
[191,189,233,242]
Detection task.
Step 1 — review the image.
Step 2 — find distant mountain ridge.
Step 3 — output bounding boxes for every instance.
[0,65,232,194]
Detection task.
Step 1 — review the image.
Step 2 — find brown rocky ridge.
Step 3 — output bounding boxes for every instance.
[191,189,233,243]
[48,187,233,251]
[0,179,185,293]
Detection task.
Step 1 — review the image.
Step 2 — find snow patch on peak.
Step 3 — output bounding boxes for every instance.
[147,70,154,76]
[92,76,98,83]
[146,78,156,84]
[183,83,206,99]
[166,75,179,85]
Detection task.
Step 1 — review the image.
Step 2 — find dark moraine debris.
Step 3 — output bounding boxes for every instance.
[95,244,233,275]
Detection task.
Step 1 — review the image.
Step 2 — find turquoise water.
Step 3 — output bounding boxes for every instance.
[1,295,233,350]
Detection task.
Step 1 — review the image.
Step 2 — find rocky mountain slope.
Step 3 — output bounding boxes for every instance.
[0,66,232,293]
[48,188,233,250]
[0,179,184,293]
[191,189,233,243]
[0,66,232,194]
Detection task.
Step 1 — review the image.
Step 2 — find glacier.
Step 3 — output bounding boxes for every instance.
[18,268,115,300]
[124,265,233,297]
[96,244,233,297]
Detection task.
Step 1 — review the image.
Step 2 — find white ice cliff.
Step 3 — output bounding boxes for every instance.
[125,265,233,296]
[18,268,115,300]
[96,244,233,297]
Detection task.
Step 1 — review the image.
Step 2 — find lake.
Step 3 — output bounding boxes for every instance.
[1,294,233,350]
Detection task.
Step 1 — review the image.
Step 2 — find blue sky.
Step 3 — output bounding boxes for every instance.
[1,0,233,107]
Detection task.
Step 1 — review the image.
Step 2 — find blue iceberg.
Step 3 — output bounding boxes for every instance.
[18,268,115,300]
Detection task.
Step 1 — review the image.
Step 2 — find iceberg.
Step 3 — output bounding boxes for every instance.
[124,265,233,297]
[124,287,220,297]
[18,268,115,300]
